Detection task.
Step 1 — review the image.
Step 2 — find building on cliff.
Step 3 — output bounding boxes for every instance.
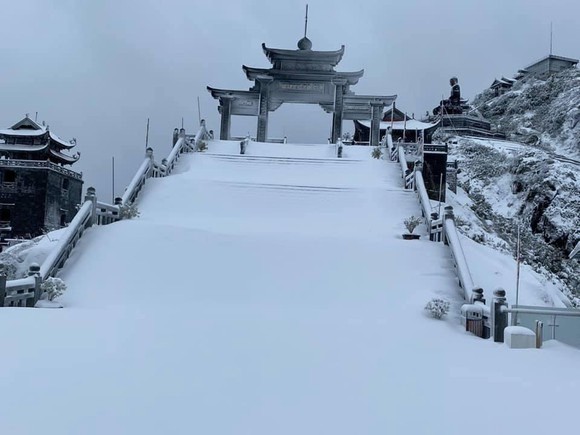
[0,116,82,239]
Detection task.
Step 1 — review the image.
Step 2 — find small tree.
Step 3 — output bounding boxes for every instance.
[41,277,67,301]
[120,203,140,219]
[371,147,382,159]
[424,298,450,319]
[403,216,422,234]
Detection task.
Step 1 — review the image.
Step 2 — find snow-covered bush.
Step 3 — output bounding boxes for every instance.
[424,298,450,319]
[371,147,382,159]
[197,140,207,152]
[120,203,140,219]
[0,252,19,279]
[41,277,67,301]
[403,216,422,234]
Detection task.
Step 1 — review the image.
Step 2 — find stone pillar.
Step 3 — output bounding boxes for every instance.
[219,97,233,140]
[256,76,273,142]
[84,186,97,227]
[331,79,347,143]
[370,101,384,147]
[28,263,42,306]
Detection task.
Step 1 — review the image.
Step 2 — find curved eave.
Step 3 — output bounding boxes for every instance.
[0,129,48,138]
[242,65,364,84]
[49,148,79,165]
[262,43,345,66]
[242,65,273,81]
[207,86,259,100]
[335,69,365,85]
[355,119,440,132]
[0,143,49,152]
[49,132,75,149]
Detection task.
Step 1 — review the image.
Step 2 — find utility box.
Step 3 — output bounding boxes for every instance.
[462,304,484,338]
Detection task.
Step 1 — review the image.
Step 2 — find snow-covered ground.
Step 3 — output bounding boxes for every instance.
[0,140,577,435]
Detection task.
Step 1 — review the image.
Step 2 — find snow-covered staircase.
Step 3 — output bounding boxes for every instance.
[2,139,577,434]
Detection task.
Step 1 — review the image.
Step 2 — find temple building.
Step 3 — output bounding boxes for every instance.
[490,77,516,96]
[208,35,396,146]
[0,116,82,239]
[353,107,439,143]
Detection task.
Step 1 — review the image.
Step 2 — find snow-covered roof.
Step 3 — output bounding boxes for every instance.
[525,54,579,70]
[357,119,439,131]
[0,128,47,137]
[0,143,49,152]
[48,148,79,164]
[49,131,75,149]
[0,117,76,149]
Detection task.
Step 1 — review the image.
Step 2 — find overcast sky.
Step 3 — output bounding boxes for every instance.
[1,0,579,199]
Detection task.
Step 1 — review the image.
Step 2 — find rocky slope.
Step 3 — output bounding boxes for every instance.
[439,69,580,304]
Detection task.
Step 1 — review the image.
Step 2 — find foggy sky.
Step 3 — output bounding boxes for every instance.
[1,0,579,200]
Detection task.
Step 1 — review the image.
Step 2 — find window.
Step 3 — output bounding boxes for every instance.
[62,178,70,190]
[0,208,11,224]
[2,170,16,184]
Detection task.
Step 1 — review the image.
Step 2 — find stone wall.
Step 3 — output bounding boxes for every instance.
[0,166,82,237]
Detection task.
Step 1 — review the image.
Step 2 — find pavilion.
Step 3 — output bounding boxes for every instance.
[208,36,396,146]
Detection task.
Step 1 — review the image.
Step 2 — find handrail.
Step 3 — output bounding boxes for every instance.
[40,200,93,280]
[122,157,152,205]
[443,209,476,301]
[414,170,433,220]
[398,146,408,177]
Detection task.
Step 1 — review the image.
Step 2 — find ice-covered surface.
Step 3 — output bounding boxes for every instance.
[0,140,577,434]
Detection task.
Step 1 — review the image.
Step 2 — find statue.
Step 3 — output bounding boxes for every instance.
[433,77,463,115]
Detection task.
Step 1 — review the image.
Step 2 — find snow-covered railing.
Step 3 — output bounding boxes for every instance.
[39,200,94,281]
[389,140,486,310]
[2,275,39,307]
[121,154,153,205]
[96,200,121,225]
[0,159,83,180]
[441,206,477,302]
[414,169,432,221]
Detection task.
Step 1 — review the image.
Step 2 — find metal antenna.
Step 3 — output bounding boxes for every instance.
[145,118,150,150]
[550,22,553,55]
[197,96,202,125]
[304,4,309,38]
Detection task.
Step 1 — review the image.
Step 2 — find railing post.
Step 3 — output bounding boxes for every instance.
[535,320,543,348]
[442,205,454,245]
[0,272,6,307]
[471,287,485,305]
[337,139,343,158]
[492,288,508,342]
[28,263,42,306]
[84,186,98,227]
[172,128,179,146]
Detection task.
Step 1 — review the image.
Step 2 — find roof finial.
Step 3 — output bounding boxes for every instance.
[25,113,30,119]
[304,4,309,38]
